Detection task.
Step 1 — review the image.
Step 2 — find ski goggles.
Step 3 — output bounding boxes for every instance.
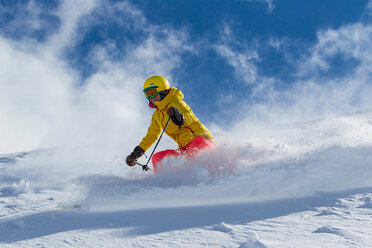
[144,87,159,99]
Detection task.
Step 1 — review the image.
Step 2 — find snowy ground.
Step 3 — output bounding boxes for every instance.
[1,112,372,247]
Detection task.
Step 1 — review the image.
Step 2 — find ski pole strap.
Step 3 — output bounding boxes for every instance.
[136,162,151,171]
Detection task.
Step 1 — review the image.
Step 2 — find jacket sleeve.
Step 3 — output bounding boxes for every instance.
[138,112,162,152]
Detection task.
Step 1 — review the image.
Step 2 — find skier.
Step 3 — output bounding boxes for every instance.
[126,76,214,173]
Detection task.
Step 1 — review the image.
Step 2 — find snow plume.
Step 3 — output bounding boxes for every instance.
[61,109,372,211]
[74,2,364,210]
[2,110,372,211]
[201,18,372,207]
[0,0,97,154]
[0,0,192,200]
[0,0,191,154]
[1,1,372,213]
[80,10,372,211]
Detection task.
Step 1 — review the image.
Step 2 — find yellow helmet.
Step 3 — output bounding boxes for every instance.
[143,76,170,92]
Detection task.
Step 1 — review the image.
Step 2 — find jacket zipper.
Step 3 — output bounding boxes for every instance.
[159,110,165,129]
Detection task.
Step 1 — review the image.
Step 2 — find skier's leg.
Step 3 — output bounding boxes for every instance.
[182,136,215,158]
[152,149,180,173]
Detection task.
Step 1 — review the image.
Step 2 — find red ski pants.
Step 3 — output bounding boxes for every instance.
[152,136,214,173]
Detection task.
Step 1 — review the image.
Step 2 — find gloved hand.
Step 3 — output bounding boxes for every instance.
[167,107,185,126]
[126,146,144,166]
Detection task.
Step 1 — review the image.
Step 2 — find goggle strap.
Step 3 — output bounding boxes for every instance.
[143,86,158,92]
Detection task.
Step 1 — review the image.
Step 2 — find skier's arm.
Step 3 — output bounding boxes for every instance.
[138,113,162,152]
[170,100,194,126]
[167,107,185,126]
[126,146,144,166]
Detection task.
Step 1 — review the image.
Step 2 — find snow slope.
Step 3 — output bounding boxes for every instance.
[1,112,372,247]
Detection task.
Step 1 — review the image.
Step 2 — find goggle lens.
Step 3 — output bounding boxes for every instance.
[144,88,159,99]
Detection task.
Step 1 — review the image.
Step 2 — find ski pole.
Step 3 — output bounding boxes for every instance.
[137,117,171,171]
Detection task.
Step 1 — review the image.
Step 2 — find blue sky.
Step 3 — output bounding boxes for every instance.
[1,0,372,153]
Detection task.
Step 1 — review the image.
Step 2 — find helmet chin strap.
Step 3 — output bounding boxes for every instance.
[149,101,157,108]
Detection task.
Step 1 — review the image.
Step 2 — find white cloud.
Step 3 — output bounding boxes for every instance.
[282,22,372,120]
[212,6,372,157]
[259,0,275,13]
[0,0,46,40]
[241,0,275,13]
[367,0,372,11]
[76,1,193,80]
[215,16,372,120]
[299,23,372,78]
[0,0,192,154]
[214,44,259,84]
[46,0,98,53]
[213,24,260,85]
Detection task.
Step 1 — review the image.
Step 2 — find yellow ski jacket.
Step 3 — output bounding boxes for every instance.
[139,87,214,152]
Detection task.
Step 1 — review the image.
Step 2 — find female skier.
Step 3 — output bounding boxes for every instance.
[126,76,214,173]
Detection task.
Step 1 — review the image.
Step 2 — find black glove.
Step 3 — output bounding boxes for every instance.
[167,107,185,126]
[126,146,144,166]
